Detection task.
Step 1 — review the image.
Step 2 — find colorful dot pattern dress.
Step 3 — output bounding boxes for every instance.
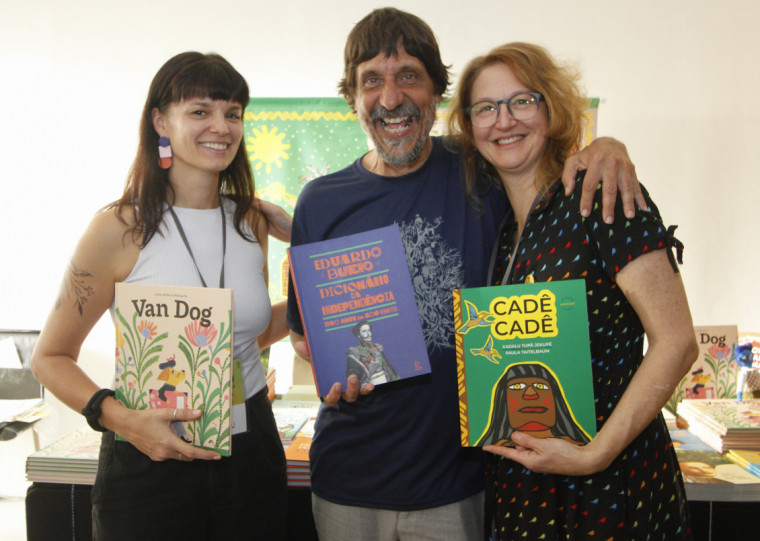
[485,177,692,540]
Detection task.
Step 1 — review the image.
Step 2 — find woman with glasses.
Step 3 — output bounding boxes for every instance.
[448,42,698,540]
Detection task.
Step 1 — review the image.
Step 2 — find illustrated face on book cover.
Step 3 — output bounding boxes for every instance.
[356,323,372,343]
[506,375,557,431]
[477,362,592,447]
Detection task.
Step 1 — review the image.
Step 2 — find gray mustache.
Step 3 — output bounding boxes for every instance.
[370,104,420,121]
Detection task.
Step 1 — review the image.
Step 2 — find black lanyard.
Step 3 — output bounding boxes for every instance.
[168,204,226,288]
[487,190,545,286]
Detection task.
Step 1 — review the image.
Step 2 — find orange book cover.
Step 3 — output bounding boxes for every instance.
[285,436,312,465]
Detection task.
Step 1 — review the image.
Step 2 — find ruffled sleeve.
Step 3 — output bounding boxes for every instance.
[580,179,684,281]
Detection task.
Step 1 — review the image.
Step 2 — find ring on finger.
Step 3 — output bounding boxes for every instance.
[178,452,182,461]
[173,409,178,421]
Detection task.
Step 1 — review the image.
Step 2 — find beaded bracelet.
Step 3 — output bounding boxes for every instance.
[80,388,115,432]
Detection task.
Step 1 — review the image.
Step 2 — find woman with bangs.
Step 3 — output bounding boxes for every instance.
[448,43,698,539]
[31,52,291,540]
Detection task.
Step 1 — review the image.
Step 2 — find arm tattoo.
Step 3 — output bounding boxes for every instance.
[55,263,95,315]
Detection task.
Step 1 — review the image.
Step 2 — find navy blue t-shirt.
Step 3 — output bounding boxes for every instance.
[287,137,506,510]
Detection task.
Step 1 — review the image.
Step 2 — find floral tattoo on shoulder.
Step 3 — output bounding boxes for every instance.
[56,263,95,315]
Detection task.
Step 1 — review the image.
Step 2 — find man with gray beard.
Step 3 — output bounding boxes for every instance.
[286,7,641,540]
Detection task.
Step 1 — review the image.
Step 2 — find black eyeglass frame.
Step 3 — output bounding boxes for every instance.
[466,91,544,127]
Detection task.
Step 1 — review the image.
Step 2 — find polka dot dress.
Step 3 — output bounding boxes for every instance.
[485,178,692,540]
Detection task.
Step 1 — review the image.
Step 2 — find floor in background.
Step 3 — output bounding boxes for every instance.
[0,496,26,541]
[1,424,34,541]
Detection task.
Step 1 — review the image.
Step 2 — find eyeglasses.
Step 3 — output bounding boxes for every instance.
[467,91,543,128]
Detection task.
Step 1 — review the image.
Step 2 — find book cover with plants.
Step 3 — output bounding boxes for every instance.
[664,325,760,414]
[113,282,233,455]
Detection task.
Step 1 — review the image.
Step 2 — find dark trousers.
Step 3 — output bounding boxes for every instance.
[91,389,287,540]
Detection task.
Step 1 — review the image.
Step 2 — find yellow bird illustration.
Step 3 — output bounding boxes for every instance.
[470,335,501,364]
[456,300,494,335]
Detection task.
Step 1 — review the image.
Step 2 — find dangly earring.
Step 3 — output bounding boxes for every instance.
[158,136,172,169]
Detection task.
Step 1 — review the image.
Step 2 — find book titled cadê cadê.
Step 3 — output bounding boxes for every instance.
[454,279,596,447]
[288,224,431,396]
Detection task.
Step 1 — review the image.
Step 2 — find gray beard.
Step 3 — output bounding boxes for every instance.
[372,130,429,168]
[362,103,436,169]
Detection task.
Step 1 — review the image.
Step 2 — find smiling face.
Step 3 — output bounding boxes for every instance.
[152,97,243,185]
[505,375,557,431]
[354,42,441,176]
[470,62,549,184]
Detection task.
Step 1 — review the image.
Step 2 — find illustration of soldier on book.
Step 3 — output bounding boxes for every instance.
[476,362,592,447]
[345,321,400,387]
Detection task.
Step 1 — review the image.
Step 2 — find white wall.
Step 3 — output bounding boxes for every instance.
[2,0,758,356]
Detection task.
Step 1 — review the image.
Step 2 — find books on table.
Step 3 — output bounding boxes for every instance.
[25,429,101,485]
[454,279,596,447]
[677,399,760,453]
[284,435,313,488]
[738,331,760,400]
[272,397,319,488]
[666,325,760,413]
[27,397,320,489]
[671,428,760,501]
[280,418,317,488]
[288,224,431,397]
[273,409,310,448]
[114,282,234,456]
[725,449,760,478]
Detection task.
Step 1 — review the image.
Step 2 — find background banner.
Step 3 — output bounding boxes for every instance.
[245,98,369,299]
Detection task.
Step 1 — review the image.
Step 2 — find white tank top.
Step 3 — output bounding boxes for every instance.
[112,198,271,397]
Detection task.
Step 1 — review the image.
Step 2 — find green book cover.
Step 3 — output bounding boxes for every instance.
[454,279,596,447]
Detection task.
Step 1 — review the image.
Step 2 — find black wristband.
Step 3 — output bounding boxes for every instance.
[81,388,115,432]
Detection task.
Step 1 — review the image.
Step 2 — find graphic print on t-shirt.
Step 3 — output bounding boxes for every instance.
[399,215,463,352]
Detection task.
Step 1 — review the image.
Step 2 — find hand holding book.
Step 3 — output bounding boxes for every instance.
[484,430,613,477]
[323,375,375,408]
[103,399,221,462]
[288,225,431,400]
[290,331,375,408]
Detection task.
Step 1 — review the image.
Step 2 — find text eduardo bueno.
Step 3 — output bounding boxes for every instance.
[313,245,396,318]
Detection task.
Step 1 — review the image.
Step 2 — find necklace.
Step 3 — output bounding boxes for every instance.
[168,203,226,288]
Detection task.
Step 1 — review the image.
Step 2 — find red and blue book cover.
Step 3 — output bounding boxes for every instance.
[288,224,431,396]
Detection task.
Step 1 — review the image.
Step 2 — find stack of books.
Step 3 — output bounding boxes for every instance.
[677,399,760,453]
[283,417,316,487]
[671,428,760,501]
[25,391,321,489]
[25,429,101,485]
[272,396,319,488]
[274,409,311,449]
[284,434,312,487]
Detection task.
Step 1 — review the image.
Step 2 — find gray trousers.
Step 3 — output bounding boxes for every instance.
[312,490,484,541]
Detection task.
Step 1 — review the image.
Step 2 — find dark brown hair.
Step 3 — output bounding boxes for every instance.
[338,7,450,111]
[110,52,258,246]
